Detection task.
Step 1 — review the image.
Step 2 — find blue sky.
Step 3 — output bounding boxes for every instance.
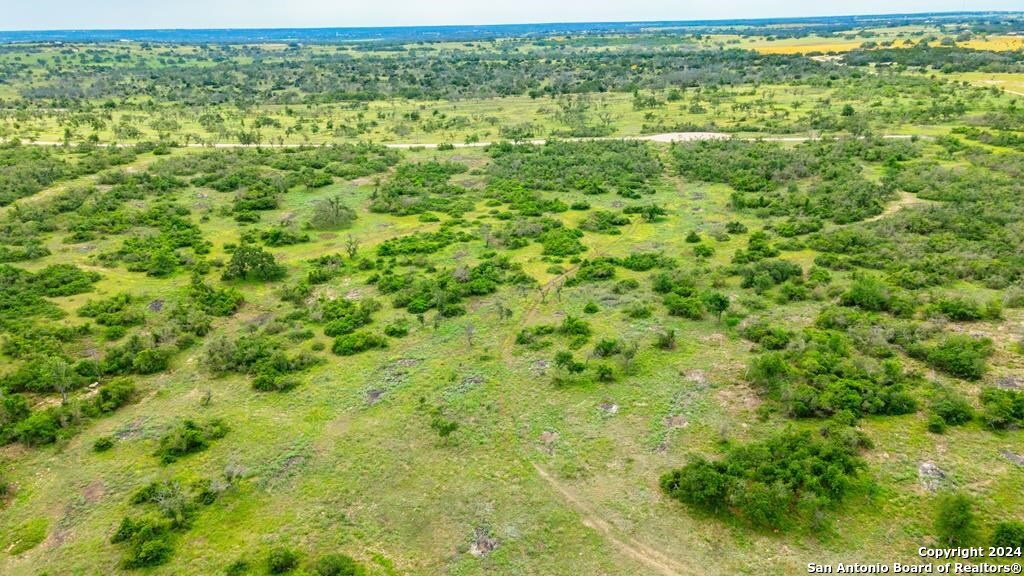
[2,0,1020,31]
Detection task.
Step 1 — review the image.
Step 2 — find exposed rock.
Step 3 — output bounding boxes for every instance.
[918,461,946,492]
[148,299,164,312]
[1000,450,1024,467]
[996,376,1022,390]
[366,389,384,405]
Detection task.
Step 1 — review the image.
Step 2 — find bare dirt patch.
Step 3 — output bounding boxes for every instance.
[683,369,709,387]
[82,480,105,504]
[663,415,688,429]
[468,527,498,557]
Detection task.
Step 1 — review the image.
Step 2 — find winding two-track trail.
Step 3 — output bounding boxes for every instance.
[495,213,689,573]
[530,462,691,576]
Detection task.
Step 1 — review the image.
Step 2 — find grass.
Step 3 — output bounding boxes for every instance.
[1,140,1022,575]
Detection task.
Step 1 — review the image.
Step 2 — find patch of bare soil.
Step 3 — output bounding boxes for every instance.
[82,480,105,503]
[113,417,148,440]
[663,415,688,429]
[469,527,498,557]
[715,384,760,412]
[683,369,709,387]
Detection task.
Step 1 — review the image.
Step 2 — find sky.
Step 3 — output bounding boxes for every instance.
[1,0,1019,31]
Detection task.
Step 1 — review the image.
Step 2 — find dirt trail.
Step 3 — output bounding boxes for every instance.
[531,462,691,576]
[501,220,689,575]
[864,191,933,223]
[0,153,164,217]
[499,217,639,363]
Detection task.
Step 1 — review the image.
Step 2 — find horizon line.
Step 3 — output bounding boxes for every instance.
[0,9,1018,36]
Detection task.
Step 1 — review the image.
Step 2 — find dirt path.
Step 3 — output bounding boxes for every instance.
[498,219,690,575]
[864,190,933,223]
[0,153,164,217]
[531,462,691,576]
[498,217,639,363]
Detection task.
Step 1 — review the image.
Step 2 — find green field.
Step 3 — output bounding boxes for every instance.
[2,13,1024,576]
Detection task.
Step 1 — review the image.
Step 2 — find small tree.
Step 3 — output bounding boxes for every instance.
[45,357,75,404]
[703,292,730,321]
[311,196,357,230]
[222,245,286,282]
[344,233,360,259]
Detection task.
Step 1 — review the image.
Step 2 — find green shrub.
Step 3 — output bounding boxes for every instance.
[383,322,409,338]
[664,294,704,319]
[593,338,621,358]
[746,330,916,418]
[266,547,300,574]
[935,493,976,547]
[224,558,251,576]
[313,553,364,576]
[12,410,62,446]
[112,515,174,569]
[979,388,1024,430]
[558,316,591,338]
[660,430,864,530]
[655,329,676,350]
[915,335,992,381]
[931,391,974,426]
[132,347,174,374]
[992,521,1024,548]
[189,275,243,316]
[926,414,947,434]
[931,297,983,322]
[332,332,387,356]
[93,436,115,452]
[740,322,792,350]
[726,221,748,234]
[154,418,229,464]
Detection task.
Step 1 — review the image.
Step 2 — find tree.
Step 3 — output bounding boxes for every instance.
[311,196,357,230]
[344,233,360,259]
[45,357,75,405]
[222,245,286,282]
[703,292,730,321]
